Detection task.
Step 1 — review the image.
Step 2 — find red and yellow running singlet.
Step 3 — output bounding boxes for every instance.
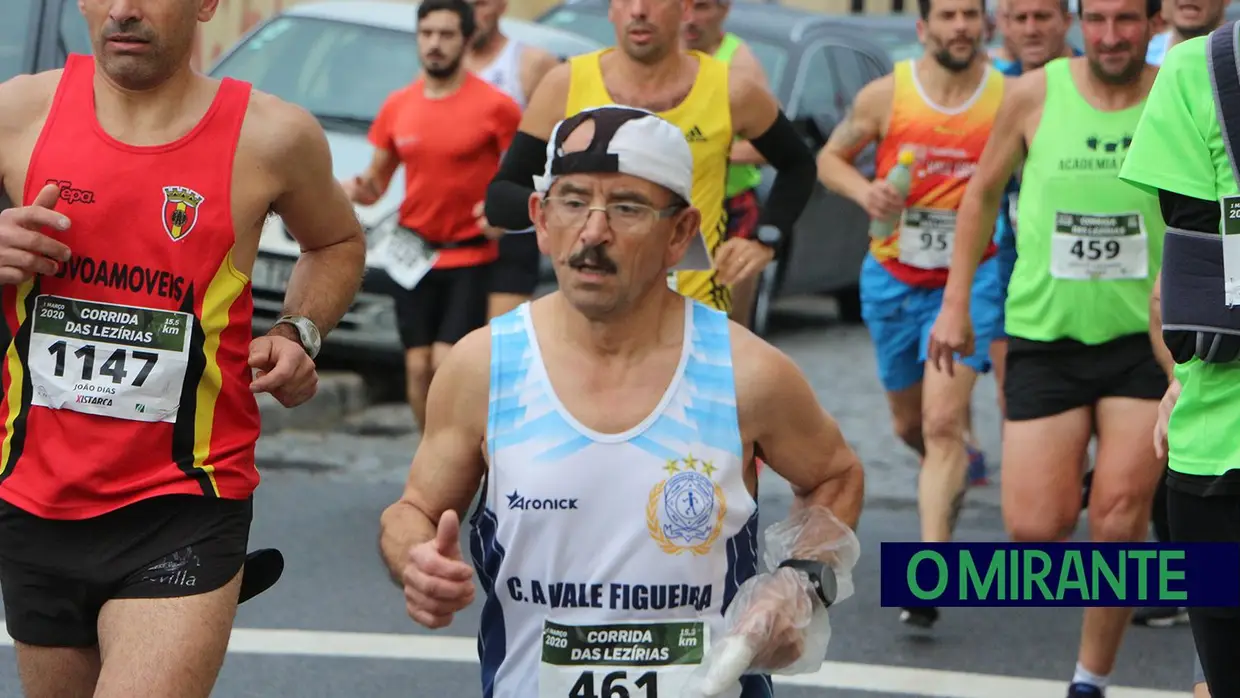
[0,55,262,519]
[872,60,1003,288]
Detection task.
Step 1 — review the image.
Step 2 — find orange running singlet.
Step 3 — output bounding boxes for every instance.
[872,60,1002,288]
[0,55,261,519]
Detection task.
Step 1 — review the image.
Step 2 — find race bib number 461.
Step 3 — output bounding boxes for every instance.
[27,295,192,423]
[539,620,709,698]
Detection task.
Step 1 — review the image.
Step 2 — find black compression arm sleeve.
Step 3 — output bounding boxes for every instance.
[485,131,549,230]
[749,111,816,241]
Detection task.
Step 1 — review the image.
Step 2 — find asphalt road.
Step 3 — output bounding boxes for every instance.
[0,302,1199,697]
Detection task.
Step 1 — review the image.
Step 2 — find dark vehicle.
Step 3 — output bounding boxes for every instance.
[537,0,892,332]
[0,0,90,209]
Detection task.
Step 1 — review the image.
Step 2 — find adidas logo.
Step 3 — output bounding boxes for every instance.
[685,125,706,142]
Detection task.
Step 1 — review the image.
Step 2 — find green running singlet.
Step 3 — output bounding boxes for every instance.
[1006,57,1164,344]
[715,33,763,198]
[1120,37,1240,482]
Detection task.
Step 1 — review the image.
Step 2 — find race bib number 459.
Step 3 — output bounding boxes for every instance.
[1050,212,1148,281]
[539,620,709,698]
[27,295,192,423]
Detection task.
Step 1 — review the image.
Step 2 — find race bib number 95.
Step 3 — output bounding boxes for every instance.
[27,295,192,423]
[539,620,709,698]
[899,208,956,270]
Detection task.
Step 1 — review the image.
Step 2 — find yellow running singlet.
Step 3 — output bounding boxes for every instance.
[565,49,733,311]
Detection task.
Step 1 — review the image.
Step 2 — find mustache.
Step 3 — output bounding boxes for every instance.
[103,20,154,42]
[626,21,656,32]
[567,245,618,274]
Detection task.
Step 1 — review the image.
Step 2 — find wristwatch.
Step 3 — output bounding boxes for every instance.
[272,315,322,360]
[778,558,838,608]
[756,224,782,250]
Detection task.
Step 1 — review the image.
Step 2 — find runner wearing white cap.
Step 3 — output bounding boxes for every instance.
[379,105,863,698]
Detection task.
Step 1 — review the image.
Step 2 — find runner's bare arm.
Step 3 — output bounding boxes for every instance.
[816,75,892,209]
[0,72,58,205]
[349,91,407,203]
[354,147,401,202]
[1149,272,1176,378]
[264,99,367,337]
[727,44,770,166]
[941,71,1042,309]
[729,73,816,251]
[484,62,571,230]
[379,329,490,585]
[734,327,865,530]
[520,46,561,105]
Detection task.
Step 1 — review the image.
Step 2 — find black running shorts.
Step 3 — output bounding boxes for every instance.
[0,494,253,647]
[1003,332,1167,421]
[490,233,540,296]
[394,263,491,349]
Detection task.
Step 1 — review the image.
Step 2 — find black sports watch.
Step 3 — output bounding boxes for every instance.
[755,224,782,250]
[778,558,838,608]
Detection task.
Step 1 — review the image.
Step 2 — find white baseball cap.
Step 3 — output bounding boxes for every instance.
[532,105,711,272]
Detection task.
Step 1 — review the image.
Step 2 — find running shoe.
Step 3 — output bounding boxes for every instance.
[239,548,284,604]
[1067,682,1104,697]
[1130,606,1189,627]
[899,606,939,628]
[967,445,988,486]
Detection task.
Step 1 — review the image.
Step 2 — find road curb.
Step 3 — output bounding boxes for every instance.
[258,371,369,436]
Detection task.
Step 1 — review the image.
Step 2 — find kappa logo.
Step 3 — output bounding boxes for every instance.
[46,179,95,204]
[161,186,205,242]
[647,454,726,556]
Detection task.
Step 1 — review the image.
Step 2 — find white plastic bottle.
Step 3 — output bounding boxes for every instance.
[868,149,916,240]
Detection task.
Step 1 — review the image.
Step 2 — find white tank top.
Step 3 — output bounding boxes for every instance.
[476,37,526,109]
[470,299,769,698]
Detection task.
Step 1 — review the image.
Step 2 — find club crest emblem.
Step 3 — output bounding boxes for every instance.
[647,455,726,555]
[162,186,205,242]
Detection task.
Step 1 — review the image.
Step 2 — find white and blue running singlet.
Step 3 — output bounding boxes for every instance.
[470,297,770,698]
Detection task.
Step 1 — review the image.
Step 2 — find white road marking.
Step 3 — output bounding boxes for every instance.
[3,628,1183,698]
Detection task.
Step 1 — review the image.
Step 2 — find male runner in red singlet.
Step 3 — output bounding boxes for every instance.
[0,1,366,696]
[344,0,521,430]
[817,0,1004,629]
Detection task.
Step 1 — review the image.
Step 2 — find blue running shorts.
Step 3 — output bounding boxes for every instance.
[859,254,1004,393]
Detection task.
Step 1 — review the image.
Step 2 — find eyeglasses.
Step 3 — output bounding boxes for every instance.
[542,196,682,234]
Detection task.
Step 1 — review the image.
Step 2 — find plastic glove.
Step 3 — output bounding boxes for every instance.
[762,505,861,605]
[680,506,860,698]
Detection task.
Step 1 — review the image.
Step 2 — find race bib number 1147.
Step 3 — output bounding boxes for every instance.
[27,295,193,423]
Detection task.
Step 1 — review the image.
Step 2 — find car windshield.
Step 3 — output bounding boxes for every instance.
[209,15,419,127]
[0,0,36,82]
[537,9,789,88]
[537,9,617,45]
[843,24,920,62]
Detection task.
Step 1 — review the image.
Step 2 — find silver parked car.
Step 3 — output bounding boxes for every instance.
[209,1,603,366]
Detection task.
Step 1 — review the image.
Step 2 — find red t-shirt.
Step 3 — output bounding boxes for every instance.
[368,74,521,268]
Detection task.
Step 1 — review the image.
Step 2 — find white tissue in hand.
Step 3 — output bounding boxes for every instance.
[699,635,757,696]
